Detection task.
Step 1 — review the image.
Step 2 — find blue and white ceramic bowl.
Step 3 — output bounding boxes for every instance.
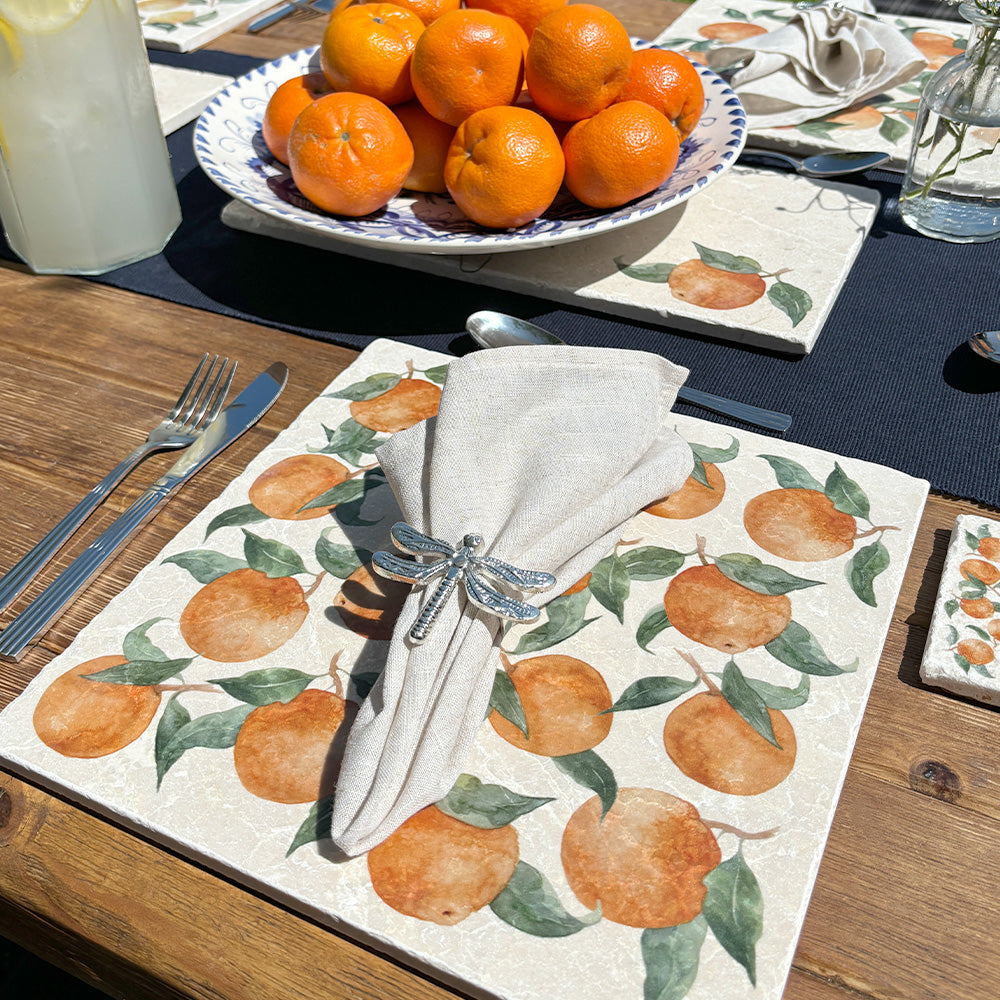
[194,46,746,255]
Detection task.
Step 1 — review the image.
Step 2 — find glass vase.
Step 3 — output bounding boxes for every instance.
[899,1,1000,243]
[0,0,182,274]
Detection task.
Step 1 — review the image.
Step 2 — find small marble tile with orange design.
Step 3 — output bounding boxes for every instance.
[921,515,1000,706]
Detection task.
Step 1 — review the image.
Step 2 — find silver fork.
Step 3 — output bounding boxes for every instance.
[0,354,236,613]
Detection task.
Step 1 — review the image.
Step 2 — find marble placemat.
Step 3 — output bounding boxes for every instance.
[221,164,880,355]
[139,0,278,52]
[0,339,928,1000]
[150,63,233,134]
[658,0,967,170]
[921,514,1000,706]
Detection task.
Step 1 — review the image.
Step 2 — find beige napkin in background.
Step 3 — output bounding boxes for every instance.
[706,0,927,129]
[330,346,693,855]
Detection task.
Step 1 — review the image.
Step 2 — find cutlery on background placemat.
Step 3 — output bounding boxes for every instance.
[466,311,793,432]
[0,354,235,614]
[0,363,289,662]
[248,0,337,33]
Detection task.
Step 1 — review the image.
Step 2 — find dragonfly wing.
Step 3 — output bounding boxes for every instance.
[478,555,556,594]
[464,571,541,624]
[372,551,445,585]
[390,521,455,558]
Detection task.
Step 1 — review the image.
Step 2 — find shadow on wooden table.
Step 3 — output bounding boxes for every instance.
[1,935,105,999]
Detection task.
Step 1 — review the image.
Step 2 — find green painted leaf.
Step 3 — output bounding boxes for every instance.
[959,577,988,598]
[825,462,870,519]
[121,618,169,662]
[326,372,401,401]
[351,670,382,700]
[315,531,368,579]
[553,750,617,818]
[621,546,686,581]
[287,795,335,856]
[589,554,631,623]
[311,419,387,466]
[636,606,671,652]
[879,114,910,144]
[702,853,763,986]
[242,529,307,578]
[205,503,268,538]
[723,6,748,17]
[944,597,960,617]
[965,529,983,550]
[615,257,675,282]
[720,661,779,747]
[847,540,890,607]
[159,704,255,760]
[297,477,365,512]
[511,590,597,654]
[163,549,248,585]
[641,917,707,1000]
[944,624,960,645]
[207,668,314,706]
[422,364,450,385]
[437,774,552,829]
[606,675,698,713]
[767,280,812,328]
[83,657,193,686]
[688,455,710,488]
[693,242,761,274]
[690,436,739,467]
[490,670,528,736]
[765,620,858,675]
[796,119,847,139]
[715,553,822,595]
[743,672,810,710]
[758,455,823,491]
[490,861,600,937]
[155,695,192,788]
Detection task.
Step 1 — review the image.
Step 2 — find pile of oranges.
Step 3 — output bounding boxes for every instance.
[262,0,705,228]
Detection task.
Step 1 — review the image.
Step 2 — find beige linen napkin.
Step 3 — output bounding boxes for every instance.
[706,0,927,129]
[330,345,693,855]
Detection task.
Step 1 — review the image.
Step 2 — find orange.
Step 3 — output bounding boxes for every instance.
[616,48,704,140]
[524,3,632,122]
[464,0,566,38]
[645,463,726,519]
[698,21,767,42]
[349,377,442,430]
[960,558,1000,586]
[979,536,1000,561]
[288,92,414,217]
[32,657,161,759]
[262,72,333,165]
[393,99,456,193]
[561,788,720,928]
[743,489,857,562]
[562,100,679,209]
[319,3,425,106]
[330,0,462,25]
[956,638,994,666]
[248,454,350,520]
[410,9,526,127]
[444,104,564,228]
[668,259,766,310]
[333,563,410,640]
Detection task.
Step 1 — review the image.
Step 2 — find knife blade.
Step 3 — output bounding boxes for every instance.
[248,0,337,33]
[0,363,289,662]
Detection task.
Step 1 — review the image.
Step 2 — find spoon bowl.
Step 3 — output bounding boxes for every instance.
[969,330,1000,362]
[738,147,890,177]
[465,311,793,432]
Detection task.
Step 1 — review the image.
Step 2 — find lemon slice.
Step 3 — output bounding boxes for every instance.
[0,0,91,34]
[0,15,21,74]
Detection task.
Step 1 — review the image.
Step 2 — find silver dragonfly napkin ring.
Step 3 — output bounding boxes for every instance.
[371,522,556,644]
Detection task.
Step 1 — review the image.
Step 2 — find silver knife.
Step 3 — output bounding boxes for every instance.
[0,363,289,662]
[248,0,337,33]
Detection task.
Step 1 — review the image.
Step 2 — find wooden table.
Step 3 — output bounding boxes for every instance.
[1,5,998,999]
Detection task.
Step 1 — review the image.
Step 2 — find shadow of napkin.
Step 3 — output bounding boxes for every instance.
[330,345,693,855]
[706,0,927,129]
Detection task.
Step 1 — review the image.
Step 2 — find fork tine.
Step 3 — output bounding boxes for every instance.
[168,353,210,423]
[202,361,237,428]
[192,359,234,429]
[177,355,220,426]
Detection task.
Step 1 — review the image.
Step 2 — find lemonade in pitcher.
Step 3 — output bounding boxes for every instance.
[0,0,181,274]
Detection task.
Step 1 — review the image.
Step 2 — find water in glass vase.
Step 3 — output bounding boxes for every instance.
[0,0,182,274]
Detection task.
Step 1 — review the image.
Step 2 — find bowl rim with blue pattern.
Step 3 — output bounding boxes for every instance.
[194,45,747,255]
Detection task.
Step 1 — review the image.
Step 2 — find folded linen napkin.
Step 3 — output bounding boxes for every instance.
[330,345,693,855]
[705,0,927,129]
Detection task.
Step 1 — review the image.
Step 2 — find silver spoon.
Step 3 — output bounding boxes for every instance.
[465,311,793,433]
[969,330,1000,361]
[739,147,890,177]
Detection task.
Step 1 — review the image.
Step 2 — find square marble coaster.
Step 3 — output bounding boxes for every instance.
[920,514,1000,705]
[0,339,929,1000]
[150,63,233,134]
[140,0,278,52]
[659,0,967,170]
[221,163,880,355]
